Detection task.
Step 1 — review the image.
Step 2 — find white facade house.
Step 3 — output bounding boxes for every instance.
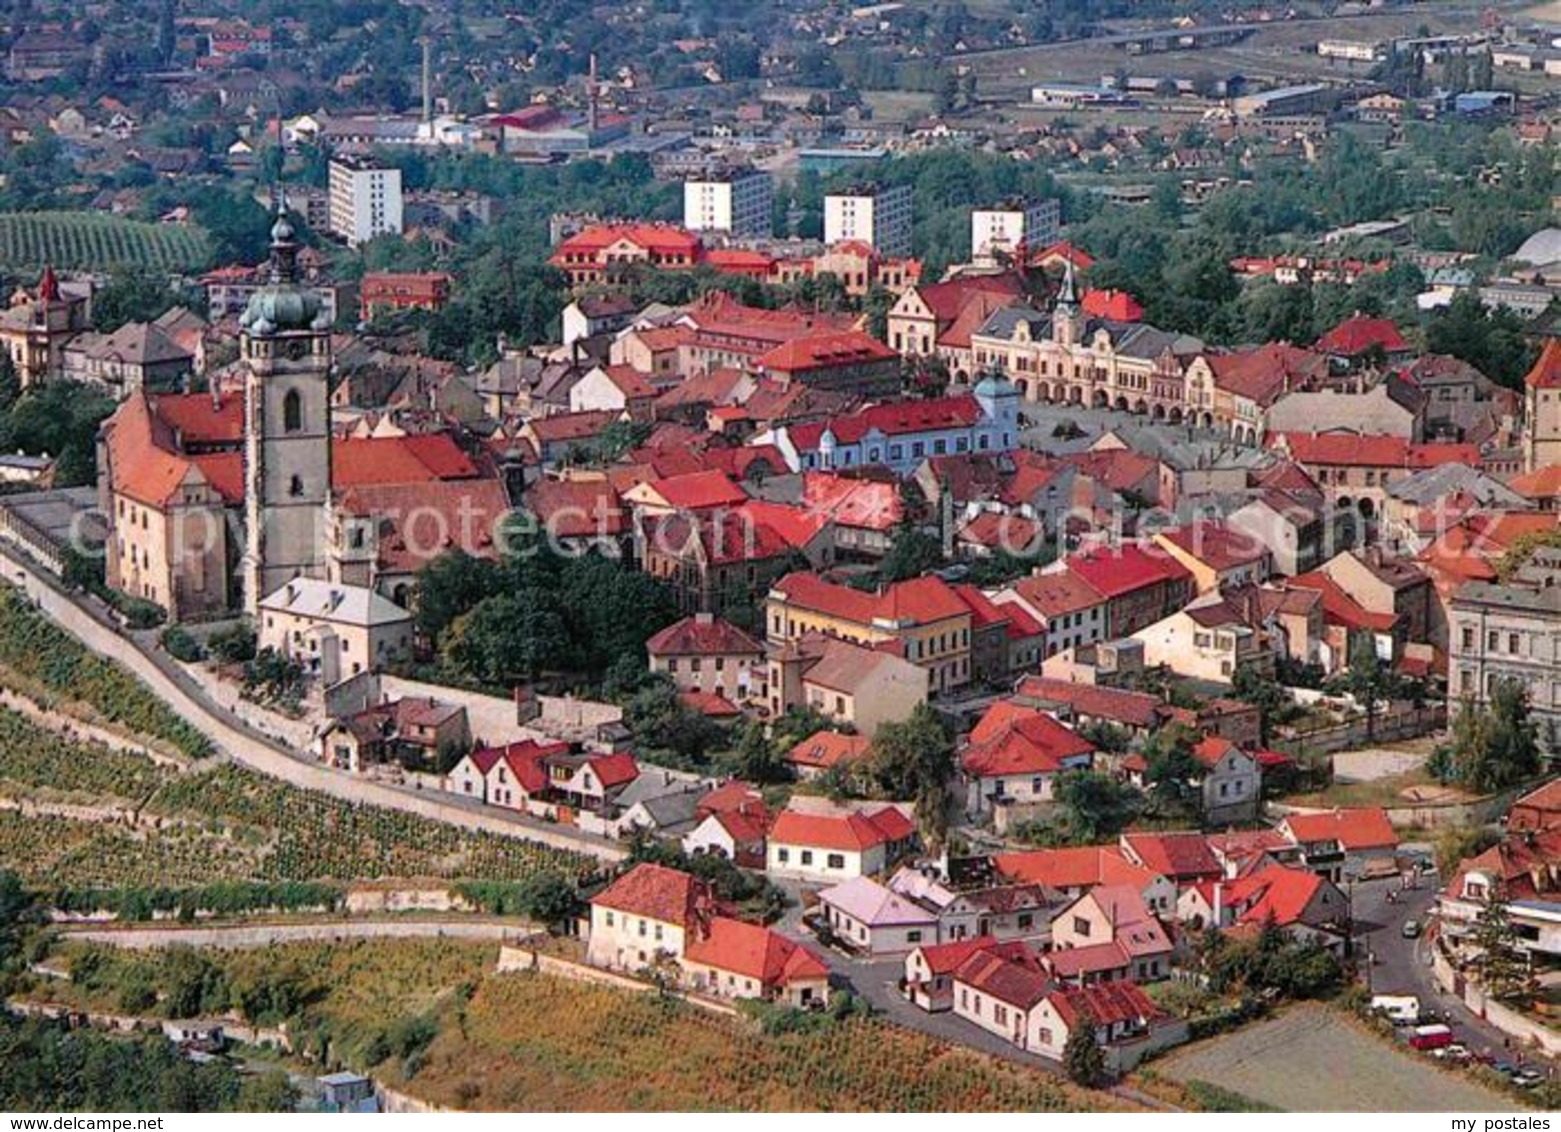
[683,170,772,238]
[257,578,413,685]
[765,803,916,883]
[328,157,404,247]
[824,183,913,256]
[971,199,1060,265]
[817,876,939,955]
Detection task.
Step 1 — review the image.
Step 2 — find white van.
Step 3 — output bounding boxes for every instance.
[1370,994,1421,1025]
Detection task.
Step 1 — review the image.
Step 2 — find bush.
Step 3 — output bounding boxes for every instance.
[206,623,256,666]
[160,626,205,663]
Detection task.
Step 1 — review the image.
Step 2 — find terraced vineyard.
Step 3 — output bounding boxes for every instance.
[0,707,171,803]
[0,211,212,272]
[150,766,594,884]
[0,809,256,889]
[0,588,211,758]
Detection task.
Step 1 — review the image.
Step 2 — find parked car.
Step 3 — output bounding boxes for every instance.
[1511,1068,1544,1089]
[1401,919,1422,939]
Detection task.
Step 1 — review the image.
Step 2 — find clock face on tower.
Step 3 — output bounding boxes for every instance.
[283,338,309,361]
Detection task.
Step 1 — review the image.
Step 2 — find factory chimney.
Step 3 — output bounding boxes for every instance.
[420,37,433,129]
[588,53,599,134]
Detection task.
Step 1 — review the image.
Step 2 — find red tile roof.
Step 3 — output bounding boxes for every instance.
[1048,980,1161,1030]
[1156,522,1270,571]
[591,862,714,928]
[646,614,763,658]
[684,916,828,986]
[1287,571,1399,633]
[332,434,479,489]
[1082,288,1143,322]
[913,935,1017,977]
[994,846,1161,891]
[1013,676,1166,730]
[679,689,742,718]
[788,393,985,450]
[646,469,749,511]
[956,511,1044,554]
[334,479,511,572]
[1120,831,1222,881]
[523,478,627,539]
[646,508,795,566]
[552,223,703,259]
[757,329,896,373]
[1526,338,1561,390]
[769,804,915,852]
[770,571,970,626]
[1064,544,1190,600]
[1226,864,1330,928]
[1272,432,1480,469]
[962,701,1095,778]
[954,946,1051,1010]
[1316,314,1408,357]
[477,738,571,794]
[151,391,245,445]
[1281,807,1397,851]
[785,730,871,771]
[1005,571,1106,621]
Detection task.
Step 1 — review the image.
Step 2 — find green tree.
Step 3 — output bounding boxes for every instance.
[623,675,723,764]
[1063,1012,1106,1087]
[444,590,568,686]
[413,550,502,645]
[1055,770,1141,843]
[237,1070,299,1113]
[1334,633,1397,743]
[1446,679,1540,793]
[728,720,792,785]
[1231,663,1287,746]
[1472,895,1534,1003]
[513,871,581,931]
[863,703,953,849]
[1141,721,1201,813]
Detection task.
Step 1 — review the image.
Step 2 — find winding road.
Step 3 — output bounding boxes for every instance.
[0,542,626,864]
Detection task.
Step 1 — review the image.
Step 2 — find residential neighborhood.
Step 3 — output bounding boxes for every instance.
[2,0,1561,1119]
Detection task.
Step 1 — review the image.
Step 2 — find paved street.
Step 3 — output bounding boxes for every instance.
[1354,874,1540,1065]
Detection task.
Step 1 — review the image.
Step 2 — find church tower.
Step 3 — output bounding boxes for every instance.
[1051,253,1084,349]
[240,196,333,614]
[1523,339,1561,474]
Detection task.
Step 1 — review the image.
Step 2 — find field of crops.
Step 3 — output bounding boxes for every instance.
[0,211,211,273]
[413,971,1115,1111]
[0,589,212,758]
[0,707,171,803]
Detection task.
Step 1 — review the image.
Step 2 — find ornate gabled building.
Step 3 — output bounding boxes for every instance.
[0,266,91,386]
[966,259,1207,422]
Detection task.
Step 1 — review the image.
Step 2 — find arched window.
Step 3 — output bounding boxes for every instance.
[289,474,304,498]
[283,388,302,433]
